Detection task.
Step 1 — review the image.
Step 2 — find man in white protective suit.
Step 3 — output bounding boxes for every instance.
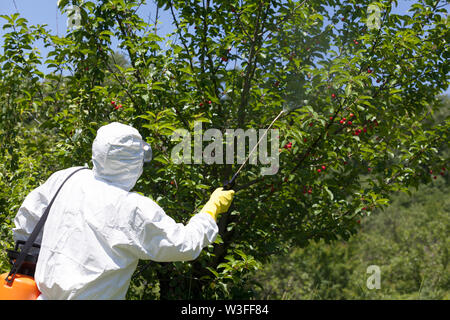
[12,122,234,299]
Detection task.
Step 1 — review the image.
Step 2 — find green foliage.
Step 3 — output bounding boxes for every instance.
[0,0,449,299]
[252,177,450,299]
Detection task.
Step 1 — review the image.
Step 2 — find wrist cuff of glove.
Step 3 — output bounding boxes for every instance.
[201,202,218,221]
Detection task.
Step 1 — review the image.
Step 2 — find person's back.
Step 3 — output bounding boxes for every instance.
[12,122,234,299]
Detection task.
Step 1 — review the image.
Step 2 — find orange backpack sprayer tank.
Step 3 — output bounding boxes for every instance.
[0,273,40,300]
[0,241,41,300]
[0,167,88,300]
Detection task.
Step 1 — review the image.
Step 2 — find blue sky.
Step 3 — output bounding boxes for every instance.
[0,0,177,63]
[0,0,448,95]
[0,0,172,35]
[0,0,174,48]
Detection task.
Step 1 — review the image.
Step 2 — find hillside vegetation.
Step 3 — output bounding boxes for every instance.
[252,176,449,299]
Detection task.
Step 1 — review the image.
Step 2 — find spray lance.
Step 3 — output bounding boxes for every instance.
[222,101,306,191]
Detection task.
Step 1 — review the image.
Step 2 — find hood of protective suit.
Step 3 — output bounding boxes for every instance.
[92,122,144,191]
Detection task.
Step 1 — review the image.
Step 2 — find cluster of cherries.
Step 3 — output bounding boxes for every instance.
[430,167,446,179]
[111,100,123,110]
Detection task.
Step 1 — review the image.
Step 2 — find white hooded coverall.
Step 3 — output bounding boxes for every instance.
[12,122,218,299]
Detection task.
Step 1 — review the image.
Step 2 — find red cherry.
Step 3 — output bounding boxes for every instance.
[350,113,355,117]
[208,100,212,104]
[329,116,333,120]
[367,68,372,73]
[331,93,336,99]
[340,120,344,124]
[111,100,116,105]
[429,170,433,174]
[317,169,321,173]
[347,121,352,125]
[303,138,307,143]
[321,165,326,170]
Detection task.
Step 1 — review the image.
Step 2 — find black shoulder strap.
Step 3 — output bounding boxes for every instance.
[6,167,89,285]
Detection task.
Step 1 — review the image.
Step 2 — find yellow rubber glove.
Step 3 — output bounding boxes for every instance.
[201,187,235,221]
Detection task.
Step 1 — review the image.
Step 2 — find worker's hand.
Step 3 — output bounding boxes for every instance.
[201,187,235,221]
